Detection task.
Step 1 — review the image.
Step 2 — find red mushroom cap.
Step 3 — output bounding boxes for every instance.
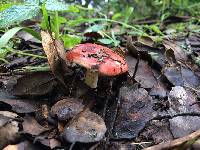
[66,43,128,76]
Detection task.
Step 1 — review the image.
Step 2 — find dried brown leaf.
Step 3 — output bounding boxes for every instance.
[0,99,38,113]
[163,40,187,63]
[63,110,107,143]
[0,113,20,149]
[3,141,42,150]
[112,85,155,139]
[12,72,56,97]
[137,36,155,47]
[126,55,157,88]
[22,115,49,136]
[41,31,67,86]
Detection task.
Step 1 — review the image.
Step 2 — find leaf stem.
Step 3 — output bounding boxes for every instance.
[55,11,60,39]
[70,18,147,35]
[0,58,9,64]
[7,49,47,59]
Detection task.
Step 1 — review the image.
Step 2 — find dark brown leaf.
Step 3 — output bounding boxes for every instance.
[137,36,155,47]
[140,120,173,145]
[0,113,20,149]
[22,115,49,136]
[3,141,43,150]
[63,110,107,143]
[163,40,187,62]
[112,85,155,139]
[163,65,199,88]
[169,116,200,138]
[36,138,61,149]
[0,99,38,113]
[41,31,68,86]
[126,55,157,88]
[12,72,56,96]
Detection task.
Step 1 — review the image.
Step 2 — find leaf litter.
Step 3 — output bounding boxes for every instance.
[1,22,200,150]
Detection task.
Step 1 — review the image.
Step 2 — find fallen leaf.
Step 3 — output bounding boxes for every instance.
[63,110,107,143]
[35,137,61,149]
[107,142,136,150]
[163,65,199,88]
[12,72,57,96]
[3,141,42,150]
[163,40,187,63]
[169,116,200,138]
[112,84,155,139]
[140,120,173,144]
[137,36,155,47]
[127,36,165,68]
[0,99,38,113]
[168,86,200,115]
[126,55,157,88]
[149,83,168,98]
[22,115,49,136]
[0,114,20,149]
[41,30,68,86]
[17,30,41,43]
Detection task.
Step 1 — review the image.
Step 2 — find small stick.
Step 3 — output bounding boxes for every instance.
[69,142,76,150]
[144,129,200,150]
[132,52,140,79]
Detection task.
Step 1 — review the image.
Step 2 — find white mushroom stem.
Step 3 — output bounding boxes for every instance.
[84,69,99,88]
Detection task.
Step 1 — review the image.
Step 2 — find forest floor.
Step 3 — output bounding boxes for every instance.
[0,14,200,150]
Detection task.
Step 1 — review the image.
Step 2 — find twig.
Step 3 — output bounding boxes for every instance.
[144,129,200,150]
[105,96,121,149]
[132,52,140,79]
[0,66,50,76]
[0,58,9,64]
[69,142,76,150]
[184,84,200,93]
[7,49,47,59]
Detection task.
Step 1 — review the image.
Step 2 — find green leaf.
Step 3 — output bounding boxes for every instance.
[0,4,40,28]
[149,25,164,35]
[41,1,49,30]
[68,18,93,26]
[58,16,67,24]
[0,27,23,49]
[112,13,122,20]
[85,25,104,33]
[98,38,113,45]
[24,0,39,5]
[45,0,69,11]
[0,48,9,58]
[61,34,82,49]
[67,5,80,13]
[0,3,14,11]
[23,27,41,41]
[125,7,134,23]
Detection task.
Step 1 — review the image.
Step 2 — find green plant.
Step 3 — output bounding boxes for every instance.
[0,0,83,57]
[0,0,78,38]
[0,27,47,63]
[0,0,72,63]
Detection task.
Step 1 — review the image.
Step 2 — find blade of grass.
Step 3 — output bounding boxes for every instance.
[7,48,47,59]
[0,27,23,49]
[68,18,147,36]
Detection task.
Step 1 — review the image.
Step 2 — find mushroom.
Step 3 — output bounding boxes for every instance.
[66,43,128,88]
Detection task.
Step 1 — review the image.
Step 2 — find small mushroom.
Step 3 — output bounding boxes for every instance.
[66,43,128,88]
[50,98,84,121]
